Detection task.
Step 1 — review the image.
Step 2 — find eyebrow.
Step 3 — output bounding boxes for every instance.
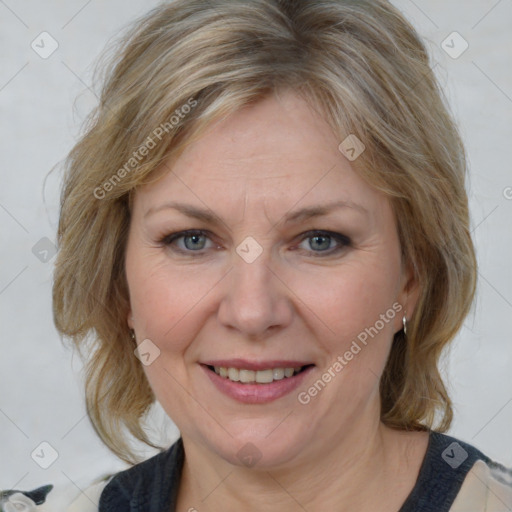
[144,200,368,226]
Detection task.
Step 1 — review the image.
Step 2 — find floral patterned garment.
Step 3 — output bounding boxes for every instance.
[0,485,53,512]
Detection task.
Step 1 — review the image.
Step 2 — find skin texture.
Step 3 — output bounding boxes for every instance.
[125,90,427,511]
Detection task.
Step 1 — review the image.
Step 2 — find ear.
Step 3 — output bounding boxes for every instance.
[127,311,134,330]
[397,258,421,329]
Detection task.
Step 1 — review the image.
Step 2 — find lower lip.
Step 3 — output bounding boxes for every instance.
[201,365,314,404]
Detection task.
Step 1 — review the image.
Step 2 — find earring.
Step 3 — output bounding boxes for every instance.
[402,315,407,335]
[130,329,136,341]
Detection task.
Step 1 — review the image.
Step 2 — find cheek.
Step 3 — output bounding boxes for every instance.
[305,267,401,407]
[126,255,219,354]
[291,259,401,346]
[126,261,206,410]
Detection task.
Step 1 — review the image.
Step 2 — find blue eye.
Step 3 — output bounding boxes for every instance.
[161,230,212,253]
[160,229,350,257]
[181,233,208,250]
[297,231,351,256]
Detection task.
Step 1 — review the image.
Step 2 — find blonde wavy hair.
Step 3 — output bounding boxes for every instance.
[53,0,477,464]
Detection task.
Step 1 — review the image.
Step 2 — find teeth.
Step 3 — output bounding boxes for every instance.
[256,369,273,383]
[272,368,285,380]
[228,367,240,381]
[213,366,304,384]
[239,369,255,383]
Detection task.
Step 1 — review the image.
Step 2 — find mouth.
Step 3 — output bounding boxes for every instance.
[200,361,315,404]
[205,364,314,384]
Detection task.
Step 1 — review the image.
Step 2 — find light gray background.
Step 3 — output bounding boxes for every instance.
[1,0,511,508]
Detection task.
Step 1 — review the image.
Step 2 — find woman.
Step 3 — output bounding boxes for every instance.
[31,0,512,510]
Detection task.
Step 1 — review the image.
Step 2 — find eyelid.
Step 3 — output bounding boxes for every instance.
[159,229,351,256]
[298,230,351,245]
[160,229,211,244]
[159,229,216,252]
[295,230,351,256]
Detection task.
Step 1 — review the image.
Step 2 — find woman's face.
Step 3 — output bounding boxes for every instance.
[125,91,418,468]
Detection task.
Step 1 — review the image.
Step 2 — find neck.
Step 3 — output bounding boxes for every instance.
[176,408,427,511]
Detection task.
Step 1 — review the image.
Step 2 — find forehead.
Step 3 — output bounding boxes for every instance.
[134,91,389,218]
[169,91,340,179]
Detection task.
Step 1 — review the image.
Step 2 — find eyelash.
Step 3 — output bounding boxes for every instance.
[158,229,351,258]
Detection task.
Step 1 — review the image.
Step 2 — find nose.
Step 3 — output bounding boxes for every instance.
[217,252,293,339]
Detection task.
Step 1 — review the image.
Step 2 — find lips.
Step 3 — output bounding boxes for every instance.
[200,359,315,404]
[202,358,313,372]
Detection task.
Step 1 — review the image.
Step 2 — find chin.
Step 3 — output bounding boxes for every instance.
[197,420,313,470]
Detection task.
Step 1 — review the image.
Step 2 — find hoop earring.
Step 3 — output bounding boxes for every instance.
[402,315,407,335]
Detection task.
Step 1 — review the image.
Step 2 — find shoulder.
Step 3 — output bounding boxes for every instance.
[428,431,512,512]
[450,457,512,511]
[65,446,174,512]
[0,440,183,511]
[400,430,512,512]
[67,477,113,512]
[97,437,184,511]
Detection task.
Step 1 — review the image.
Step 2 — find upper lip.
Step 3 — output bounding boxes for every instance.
[202,359,314,371]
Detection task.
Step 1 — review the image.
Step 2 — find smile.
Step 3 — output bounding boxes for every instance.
[201,362,315,404]
[210,365,309,383]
